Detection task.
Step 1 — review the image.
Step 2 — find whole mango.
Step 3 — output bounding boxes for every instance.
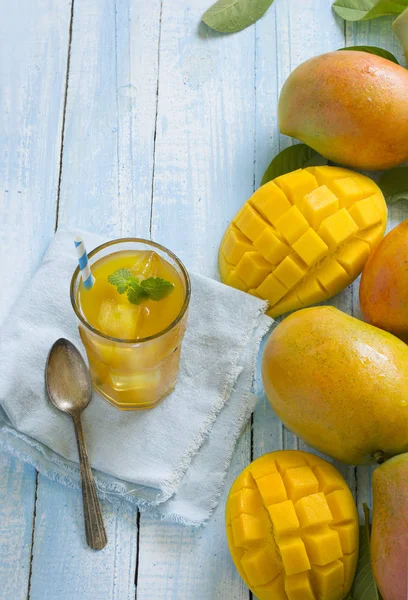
[262,306,408,465]
[371,453,408,600]
[226,450,359,600]
[360,219,408,342]
[278,51,408,170]
[219,166,387,317]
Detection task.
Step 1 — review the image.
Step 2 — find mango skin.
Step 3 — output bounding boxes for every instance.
[262,306,408,465]
[372,453,408,600]
[360,219,408,342]
[278,51,408,171]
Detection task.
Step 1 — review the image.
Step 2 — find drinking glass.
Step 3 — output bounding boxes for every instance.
[70,238,190,410]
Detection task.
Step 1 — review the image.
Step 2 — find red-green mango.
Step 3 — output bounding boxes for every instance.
[278,51,408,171]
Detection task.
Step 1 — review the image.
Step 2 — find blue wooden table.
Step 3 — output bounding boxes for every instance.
[1,1,405,598]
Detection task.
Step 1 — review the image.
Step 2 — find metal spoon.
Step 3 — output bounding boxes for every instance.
[45,338,107,550]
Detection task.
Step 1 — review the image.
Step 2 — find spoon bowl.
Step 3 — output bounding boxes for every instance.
[46,338,92,415]
[46,338,107,550]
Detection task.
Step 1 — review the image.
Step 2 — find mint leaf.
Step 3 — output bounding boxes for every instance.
[108,268,144,300]
[378,166,408,203]
[108,269,175,304]
[141,277,175,301]
[127,283,149,305]
[108,268,134,294]
[261,144,327,186]
[338,45,399,63]
[332,0,408,22]
[202,0,275,33]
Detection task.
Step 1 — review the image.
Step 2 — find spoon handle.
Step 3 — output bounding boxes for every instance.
[72,414,107,550]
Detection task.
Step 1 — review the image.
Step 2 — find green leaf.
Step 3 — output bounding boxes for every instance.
[108,268,174,304]
[202,0,274,33]
[378,166,408,203]
[127,283,148,305]
[393,9,408,63]
[107,268,135,294]
[351,504,381,600]
[261,144,328,186]
[333,0,408,21]
[107,268,132,287]
[140,277,175,301]
[338,45,399,63]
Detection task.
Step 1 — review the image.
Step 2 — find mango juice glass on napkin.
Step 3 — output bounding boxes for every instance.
[70,239,190,410]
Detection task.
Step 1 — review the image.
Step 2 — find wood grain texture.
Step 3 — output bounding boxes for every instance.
[0,2,72,597]
[29,475,137,600]
[0,456,37,600]
[58,0,161,237]
[149,0,256,278]
[28,1,162,597]
[0,0,72,322]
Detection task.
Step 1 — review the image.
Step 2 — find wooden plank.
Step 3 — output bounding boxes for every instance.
[29,476,137,600]
[0,455,37,600]
[346,15,406,520]
[0,1,72,597]
[0,0,72,322]
[29,1,161,597]
[57,0,161,237]
[137,1,256,597]
[149,1,256,277]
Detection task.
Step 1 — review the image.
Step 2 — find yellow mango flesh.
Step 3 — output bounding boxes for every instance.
[219,166,387,318]
[226,451,359,600]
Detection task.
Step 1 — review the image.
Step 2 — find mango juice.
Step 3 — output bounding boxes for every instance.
[71,240,190,410]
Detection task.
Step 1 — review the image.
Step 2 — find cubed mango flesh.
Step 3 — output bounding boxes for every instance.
[302,185,339,229]
[285,572,316,600]
[283,466,319,503]
[235,252,271,288]
[219,166,387,317]
[226,450,359,600]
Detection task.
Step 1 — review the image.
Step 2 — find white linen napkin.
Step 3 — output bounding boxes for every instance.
[0,229,272,525]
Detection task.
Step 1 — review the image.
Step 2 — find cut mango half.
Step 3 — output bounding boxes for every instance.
[226,451,359,600]
[219,166,387,317]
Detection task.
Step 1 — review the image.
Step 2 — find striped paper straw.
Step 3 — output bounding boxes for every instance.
[74,235,95,289]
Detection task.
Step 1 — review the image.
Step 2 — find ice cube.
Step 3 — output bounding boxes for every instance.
[109,368,161,392]
[81,328,115,365]
[130,251,160,281]
[98,299,142,339]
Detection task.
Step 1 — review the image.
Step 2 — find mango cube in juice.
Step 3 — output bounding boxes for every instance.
[75,244,188,410]
[225,450,359,600]
[98,300,143,339]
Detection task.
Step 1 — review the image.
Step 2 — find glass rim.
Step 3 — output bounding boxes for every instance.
[70,237,191,344]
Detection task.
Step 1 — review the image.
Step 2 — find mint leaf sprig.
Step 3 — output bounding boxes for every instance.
[108,268,174,305]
